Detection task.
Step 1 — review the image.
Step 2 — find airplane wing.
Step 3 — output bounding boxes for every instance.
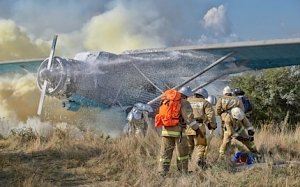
[121,38,300,107]
[124,37,300,71]
[0,59,44,74]
[2,38,300,112]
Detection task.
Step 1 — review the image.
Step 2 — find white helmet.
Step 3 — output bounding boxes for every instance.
[127,103,153,121]
[195,88,208,98]
[133,103,153,113]
[223,86,232,95]
[206,95,217,106]
[178,86,193,97]
[231,107,245,120]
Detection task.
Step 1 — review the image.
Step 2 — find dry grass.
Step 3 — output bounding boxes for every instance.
[1,124,300,187]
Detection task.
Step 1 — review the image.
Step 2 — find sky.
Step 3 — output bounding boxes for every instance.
[0,0,300,60]
[0,0,300,126]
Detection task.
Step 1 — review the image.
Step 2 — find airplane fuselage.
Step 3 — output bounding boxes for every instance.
[36,38,300,111]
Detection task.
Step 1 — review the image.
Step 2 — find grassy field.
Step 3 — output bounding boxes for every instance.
[1,122,300,187]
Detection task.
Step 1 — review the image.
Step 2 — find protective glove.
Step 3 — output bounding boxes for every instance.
[236,136,249,142]
[195,128,204,138]
[207,123,217,130]
[207,123,212,130]
[248,129,255,136]
[249,136,254,142]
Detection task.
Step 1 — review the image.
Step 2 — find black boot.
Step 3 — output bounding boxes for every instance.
[255,152,263,163]
[159,165,169,177]
[197,158,207,170]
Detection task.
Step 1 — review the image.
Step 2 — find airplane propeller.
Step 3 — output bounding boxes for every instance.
[37,35,58,115]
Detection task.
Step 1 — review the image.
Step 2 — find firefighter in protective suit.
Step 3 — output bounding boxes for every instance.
[186,88,217,169]
[124,103,153,136]
[204,95,217,158]
[158,86,203,176]
[216,86,244,137]
[219,107,259,158]
[233,87,253,121]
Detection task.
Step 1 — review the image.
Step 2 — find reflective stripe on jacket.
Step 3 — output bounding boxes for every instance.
[161,98,198,137]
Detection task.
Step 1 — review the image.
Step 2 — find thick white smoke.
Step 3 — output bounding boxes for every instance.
[0,1,238,137]
[0,19,49,60]
[82,2,165,53]
[0,73,39,120]
[0,1,238,58]
[0,0,110,39]
[202,5,231,36]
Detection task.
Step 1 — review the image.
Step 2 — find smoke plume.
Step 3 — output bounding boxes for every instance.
[0,19,49,61]
[0,1,236,137]
[202,5,231,36]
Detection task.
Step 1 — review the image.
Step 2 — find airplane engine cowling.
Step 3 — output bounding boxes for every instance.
[37,57,83,99]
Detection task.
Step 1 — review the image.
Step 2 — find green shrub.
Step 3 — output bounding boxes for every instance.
[230,66,300,127]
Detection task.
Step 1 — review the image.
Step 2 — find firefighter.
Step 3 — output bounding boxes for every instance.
[219,107,259,159]
[204,95,217,159]
[158,86,203,176]
[216,86,244,138]
[186,88,217,169]
[233,87,253,120]
[125,103,153,136]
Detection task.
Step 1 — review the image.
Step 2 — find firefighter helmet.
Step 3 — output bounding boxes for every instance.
[233,87,245,96]
[231,107,245,120]
[223,86,232,95]
[206,95,217,106]
[178,86,193,97]
[195,88,208,98]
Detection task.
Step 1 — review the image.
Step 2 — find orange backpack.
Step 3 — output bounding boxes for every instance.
[155,89,181,128]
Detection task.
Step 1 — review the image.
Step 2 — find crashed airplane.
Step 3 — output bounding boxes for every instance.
[1,36,300,114]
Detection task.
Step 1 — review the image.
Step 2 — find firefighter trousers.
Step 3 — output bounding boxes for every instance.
[219,134,258,156]
[187,123,207,159]
[159,136,189,173]
[231,138,258,153]
[187,135,207,159]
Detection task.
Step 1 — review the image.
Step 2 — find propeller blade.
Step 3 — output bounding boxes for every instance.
[37,35,58,115]
[47,35,58,69]
[37,81,47,115]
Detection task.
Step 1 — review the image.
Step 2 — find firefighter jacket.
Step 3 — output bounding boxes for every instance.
[220,113,257,155]
[216,95,244,121]
[186,97,217,135]
[161,98,198,137]
[223,113,253,138]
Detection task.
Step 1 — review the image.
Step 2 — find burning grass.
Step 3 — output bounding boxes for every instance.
[1,122,300,187]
